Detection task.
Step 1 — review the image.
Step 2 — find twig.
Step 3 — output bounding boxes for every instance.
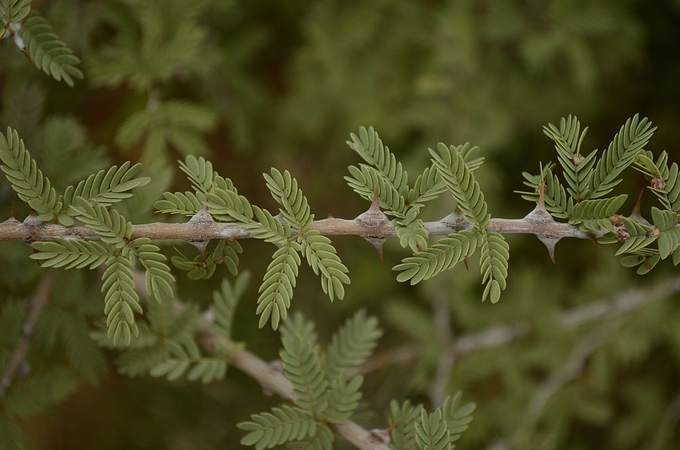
[0,269,57,398]
[0,213,606,243]
[359,277,680,374]
[128,269,391,450]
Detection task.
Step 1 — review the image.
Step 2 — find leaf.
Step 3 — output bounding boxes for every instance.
[264,168,314,233]
[323,375,363,424]
[324,309,382,382]
[543,115,596,201]
[441,393,476,443]
[149,344,227,384]
[0,0,31,23]
[30,238,111,269]
[70,197,132,248]
[569,195,628,232]
[257,240,302,330]
[18,14,83,86]
[3,368,77,418]
[480,231,510,303]
[102,255,141,346]
[393,230,481,285]
[299,231,350,302]
[414,408,451,450]
[651,207,680,259]
[61,162,150,212]
[588,114,655,199]
[518,166,573,219]
[0,126,62,221]
[280,334,328,416]
[345,164,406,213]
[347,126,409,198]
[132,238,175,303]
[154,191,204,216]
[210,271,250,339]
[430,142,490,229]
[238,405,316,450]
[616,217,656,256]
[390,400,424,450]
[287,424,334,450]
[393,209,429,253]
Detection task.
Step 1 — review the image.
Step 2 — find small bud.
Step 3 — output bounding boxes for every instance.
[616,228,631,243]
[650,176,666,190]
[646,227,660,239]
[572,154,585,166]
[609,214,623,227]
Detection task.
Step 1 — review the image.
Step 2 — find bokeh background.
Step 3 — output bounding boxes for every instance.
[1,0,680,449]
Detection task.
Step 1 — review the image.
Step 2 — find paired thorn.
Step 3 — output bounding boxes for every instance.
[188,205,215,259]
[354,186,390,264]
[523,183,558,263]
[629,190,651,226]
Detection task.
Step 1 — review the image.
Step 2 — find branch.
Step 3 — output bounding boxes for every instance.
[127,269,391,450]
[0,211,600,243]
[0,269,57,398]
[358,276,680,375]
[197,322,392,450]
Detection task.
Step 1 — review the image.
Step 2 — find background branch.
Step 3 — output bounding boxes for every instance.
[0,269,57,398]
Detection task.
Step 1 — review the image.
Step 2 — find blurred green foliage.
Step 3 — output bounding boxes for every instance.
[1,0,680,449]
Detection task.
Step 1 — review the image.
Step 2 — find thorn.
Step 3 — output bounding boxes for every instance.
[188,205,214,258]
[524,183,553,222]
[363,236,386,264]
[23,210,42,227]
[537,237,558,263]
[440,208,466,225]
[536,182,546,211]
[463,255,469,271]
[369,184,381,213]
[587,235,602,248]
[327,213,334,219]
[368,428,391,445]
[629,190,651,226]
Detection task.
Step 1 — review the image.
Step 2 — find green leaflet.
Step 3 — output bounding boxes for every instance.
[209,271,250,340]
[324,309,382,382]
[394,230,481,285]
[543,115,597,201]
[0,0,31,24]
[70,197,132,248]
[18,14,83,87]
[415,408,451,450]
[480,231,510,304]
[588,114,655,199]
[0,127,62,222]
[238,405,317,450]
[323,374,363,424]
[347,126,409,197]
[279,334,328,416]
[61,162,150,213]
[149,339,227,384]
[257,240,302,330]
[651,207,680,259]
[30,238,111,270]
[171,239,242,280]
[102,254,141,346]
[131,238,175,303]
[154,191,204,216]
[286,424,334,450]
[393,210,429,253]
[264,168,314,233]
[299,231,350,302]
[569,195,628,232]
[345,164,406,213]
[616,217,655,256]
[390,400,424,450]
[441,393,476,443]
[430,142,490,229]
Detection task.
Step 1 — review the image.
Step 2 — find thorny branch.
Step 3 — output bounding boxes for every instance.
[0,269,57,398]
